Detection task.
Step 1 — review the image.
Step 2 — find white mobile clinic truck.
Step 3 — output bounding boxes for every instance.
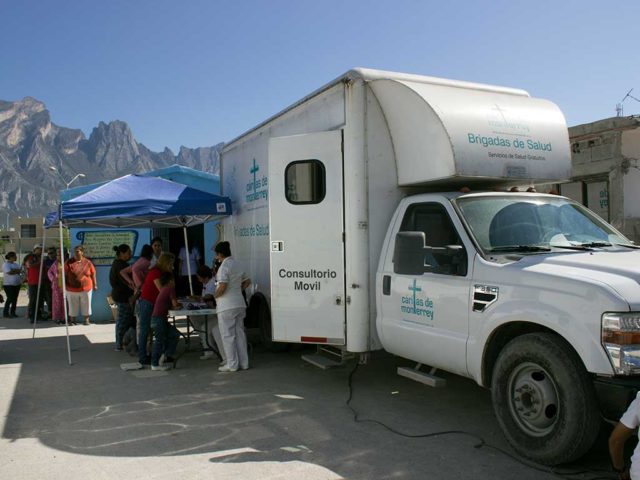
[220,68,640,465]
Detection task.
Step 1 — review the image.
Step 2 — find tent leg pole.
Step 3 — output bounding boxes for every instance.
[60,220,72,365]
[183,226,194,296]
[32,221,47,339]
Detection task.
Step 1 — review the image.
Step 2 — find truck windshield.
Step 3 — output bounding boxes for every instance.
[454,195,635,254]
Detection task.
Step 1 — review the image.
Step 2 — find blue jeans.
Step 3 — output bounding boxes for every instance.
[138,299,154,363]
[150,316,179,366]
[115,302,134,349]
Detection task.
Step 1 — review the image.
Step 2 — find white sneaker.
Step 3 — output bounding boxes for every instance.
[151,364,171,371]
[218,365,238,372]
[219,360,227,366]
[200,350,215,360]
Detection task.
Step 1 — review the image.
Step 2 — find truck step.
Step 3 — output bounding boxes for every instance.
[301,345,354,369]
[398,365,446,388]
[301,353,344,370]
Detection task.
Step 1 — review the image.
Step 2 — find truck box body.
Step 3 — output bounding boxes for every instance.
[220,68,640,465]
[221,68,571,352]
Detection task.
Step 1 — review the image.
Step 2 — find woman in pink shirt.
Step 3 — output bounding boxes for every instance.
[120,244,154,294]
[47,248,69,325]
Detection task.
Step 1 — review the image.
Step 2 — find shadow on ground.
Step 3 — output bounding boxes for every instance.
[0,318,617,480]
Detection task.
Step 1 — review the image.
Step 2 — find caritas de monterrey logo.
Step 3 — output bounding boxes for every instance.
[246,158,269,203]
[400,279,434,321]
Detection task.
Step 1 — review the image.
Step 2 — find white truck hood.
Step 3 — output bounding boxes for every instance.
[522,249,640,309]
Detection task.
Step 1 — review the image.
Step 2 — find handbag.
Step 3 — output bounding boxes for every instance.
[66,260,86,289]
[65,271,82,289]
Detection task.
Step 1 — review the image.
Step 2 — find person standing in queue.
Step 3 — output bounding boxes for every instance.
[42,247,57,320]
[150,272,181,371]
[138,252,175,368]
[110,244,134,351]
[23,244,45,322]
[48,248,69,325]
[149,237,163,269]
[213,241,250,372]
[120,244,153,298]
[2,252,22,318]
[64,245,98,326]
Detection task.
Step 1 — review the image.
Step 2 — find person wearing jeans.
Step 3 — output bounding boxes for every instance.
[150,272,180,371]
[138,252,175,367]
[137,298,154,365]
[109,244,134,351]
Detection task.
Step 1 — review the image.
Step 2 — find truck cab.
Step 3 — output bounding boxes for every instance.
[378,190,640,464]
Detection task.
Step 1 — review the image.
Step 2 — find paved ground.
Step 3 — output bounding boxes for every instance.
[0,290,618,479]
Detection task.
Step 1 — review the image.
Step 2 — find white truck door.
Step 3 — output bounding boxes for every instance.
[378,200,472,376]
[268,130,346,345]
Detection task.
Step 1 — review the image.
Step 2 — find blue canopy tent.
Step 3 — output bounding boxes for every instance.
[40,174,233,364]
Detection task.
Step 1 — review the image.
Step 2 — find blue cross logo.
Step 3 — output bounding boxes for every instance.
[408,279,422,309]
[250,158,260,193]
[491,103,508,123]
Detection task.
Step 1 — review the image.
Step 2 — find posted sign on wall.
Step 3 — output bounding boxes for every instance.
[76,230,139,266]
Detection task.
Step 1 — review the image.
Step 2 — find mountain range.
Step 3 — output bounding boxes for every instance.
[0,97,223,218]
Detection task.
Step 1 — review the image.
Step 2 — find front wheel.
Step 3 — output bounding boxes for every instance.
[491,332,600,465]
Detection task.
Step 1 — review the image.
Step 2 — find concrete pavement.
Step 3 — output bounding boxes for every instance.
[0,289,613,479]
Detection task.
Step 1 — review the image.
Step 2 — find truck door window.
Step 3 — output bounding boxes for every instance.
[400,203,466,276]
[285,160,326,204]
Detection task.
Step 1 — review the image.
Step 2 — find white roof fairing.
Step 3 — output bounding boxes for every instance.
[224,68,571,187]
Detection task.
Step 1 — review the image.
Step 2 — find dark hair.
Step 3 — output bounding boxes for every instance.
[5,251,16,260]
[151,236,163,246]
[139,244,153,260]
[113,244,131,257]
[159,271,174,287]
[196,265,212,279]
[214,241,231,257]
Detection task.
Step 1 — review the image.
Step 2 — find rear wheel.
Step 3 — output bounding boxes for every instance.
[491,332,600,465]
[248,293,288,352]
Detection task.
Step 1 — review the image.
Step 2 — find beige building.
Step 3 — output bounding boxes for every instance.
[0,217,65,259]
[562,115,640,243]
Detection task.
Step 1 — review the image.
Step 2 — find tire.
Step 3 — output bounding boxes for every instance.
[249,293,288,352]
[491,332,600,465]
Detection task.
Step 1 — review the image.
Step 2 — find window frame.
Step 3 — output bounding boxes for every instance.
[284,159,327,205]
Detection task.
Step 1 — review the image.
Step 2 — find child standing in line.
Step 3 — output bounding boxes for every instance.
[150,272,181,371]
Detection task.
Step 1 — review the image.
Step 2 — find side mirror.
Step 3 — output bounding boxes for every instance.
[393,232,427,275]
[444,245,468,276]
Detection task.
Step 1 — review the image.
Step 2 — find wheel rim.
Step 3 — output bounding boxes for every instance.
[507,362,559,437]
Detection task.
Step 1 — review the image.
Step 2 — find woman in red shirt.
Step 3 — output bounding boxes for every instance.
[137,252,175,366]
[64,245,97,326]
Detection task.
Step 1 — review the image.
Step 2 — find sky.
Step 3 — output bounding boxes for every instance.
[1,0,639,153]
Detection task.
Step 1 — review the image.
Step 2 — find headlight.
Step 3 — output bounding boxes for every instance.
[602,312,640,375]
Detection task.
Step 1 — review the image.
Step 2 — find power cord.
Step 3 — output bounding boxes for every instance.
[345,362,616,480]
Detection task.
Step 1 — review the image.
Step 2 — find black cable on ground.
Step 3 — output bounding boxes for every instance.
[345,361,616,480]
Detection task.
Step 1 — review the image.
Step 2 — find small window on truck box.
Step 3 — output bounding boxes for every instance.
[285,160,326,205]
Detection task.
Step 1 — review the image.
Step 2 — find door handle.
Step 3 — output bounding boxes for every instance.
[383,275,391,295]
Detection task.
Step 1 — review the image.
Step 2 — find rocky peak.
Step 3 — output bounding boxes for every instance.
[0,97,51,147]
[0,97,224,217]
[85,120,141,171]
